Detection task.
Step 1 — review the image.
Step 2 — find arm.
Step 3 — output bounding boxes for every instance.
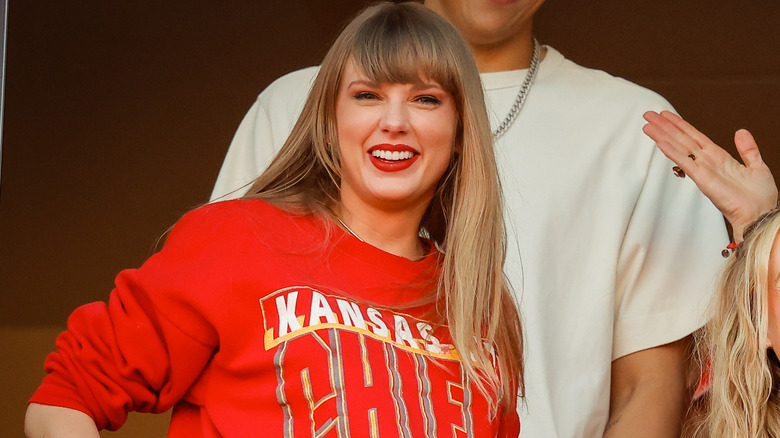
[27,207,224,430]
[604,337,692,437]
[25,404,100,438]
[28,283,215,430]
[609,107,728,436]
[642,110,777,242]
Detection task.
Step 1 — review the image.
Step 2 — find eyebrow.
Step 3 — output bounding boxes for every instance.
[346,79,444,91]
[346,79,379,88]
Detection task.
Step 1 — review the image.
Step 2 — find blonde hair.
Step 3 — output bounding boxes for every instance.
[689,209,780,437]
[243,2,523,412]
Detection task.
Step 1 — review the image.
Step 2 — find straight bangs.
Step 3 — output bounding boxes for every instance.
[348,8,464,111]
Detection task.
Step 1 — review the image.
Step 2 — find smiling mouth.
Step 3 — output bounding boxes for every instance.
[370,150,417,161]
[367,145,420,172]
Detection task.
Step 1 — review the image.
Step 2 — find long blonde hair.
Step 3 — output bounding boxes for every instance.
[243,2,523,412]
[690,209,780,437]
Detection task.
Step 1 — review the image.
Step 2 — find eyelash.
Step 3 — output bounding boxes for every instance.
[415,95,441,106]
[352,92,441,106]
[353,91,378,101]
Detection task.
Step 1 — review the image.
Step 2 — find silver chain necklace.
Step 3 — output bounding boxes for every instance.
[335,215,429,260]
[492,38,541,140]
[335,215,364,242]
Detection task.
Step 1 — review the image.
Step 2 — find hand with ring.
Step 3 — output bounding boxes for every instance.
[642,110,778,243]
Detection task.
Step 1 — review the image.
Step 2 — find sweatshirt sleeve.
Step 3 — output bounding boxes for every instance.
[29,205,232,430]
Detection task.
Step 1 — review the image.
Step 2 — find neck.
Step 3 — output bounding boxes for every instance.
[335,197,428,261]
[471,27,536,73]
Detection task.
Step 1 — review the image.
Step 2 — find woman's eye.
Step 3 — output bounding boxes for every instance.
[353,91,379,101]
[415,95,442,106]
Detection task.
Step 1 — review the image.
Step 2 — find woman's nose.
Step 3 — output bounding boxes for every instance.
[379,100,410,134]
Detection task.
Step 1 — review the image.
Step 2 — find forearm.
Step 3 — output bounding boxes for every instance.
[25,403,100,438]
[604,338,691,437]
[603,378,687,437]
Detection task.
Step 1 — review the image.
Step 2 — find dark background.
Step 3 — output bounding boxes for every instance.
[1,1,778,435]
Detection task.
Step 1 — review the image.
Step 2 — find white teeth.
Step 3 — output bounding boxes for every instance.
[371,150,414,161]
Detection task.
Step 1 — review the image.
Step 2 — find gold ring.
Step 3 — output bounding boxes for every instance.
[672,166,685,178]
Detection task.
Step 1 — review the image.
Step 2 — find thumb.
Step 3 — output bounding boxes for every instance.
[734,129,764,168]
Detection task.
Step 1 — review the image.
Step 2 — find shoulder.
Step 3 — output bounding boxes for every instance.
[268,66,320,88]
[177,198,287,227]
[541,46,673,112]
[256,66,321,107]
[167,200,317,251]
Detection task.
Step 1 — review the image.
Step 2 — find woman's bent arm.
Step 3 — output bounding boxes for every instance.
[25,403,100,438]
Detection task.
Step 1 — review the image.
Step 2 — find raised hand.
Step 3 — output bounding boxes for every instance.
[643,110,777,242]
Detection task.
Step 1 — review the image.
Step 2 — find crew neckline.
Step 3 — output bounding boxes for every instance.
[480,45,563,91]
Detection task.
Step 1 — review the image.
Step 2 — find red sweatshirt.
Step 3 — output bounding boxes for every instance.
[31,200,519,437]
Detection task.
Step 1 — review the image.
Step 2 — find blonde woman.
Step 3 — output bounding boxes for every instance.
[25,3,522,436]
[644,110,779,436]
[693,208,780,436]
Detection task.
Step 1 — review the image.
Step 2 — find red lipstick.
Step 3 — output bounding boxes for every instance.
[367,144,419,172]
